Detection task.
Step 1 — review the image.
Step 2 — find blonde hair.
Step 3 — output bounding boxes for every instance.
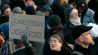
[60,0,68,6]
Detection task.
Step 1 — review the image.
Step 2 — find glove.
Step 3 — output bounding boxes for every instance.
[21,33,32,47]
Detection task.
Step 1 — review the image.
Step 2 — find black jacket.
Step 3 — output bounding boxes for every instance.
[63,22,75,44]
[51,0,66,25]
[46,46,72,55]
[12,46,34,55]
[89,37,98,55]
[73,44,93,55]
[0,15,9,25]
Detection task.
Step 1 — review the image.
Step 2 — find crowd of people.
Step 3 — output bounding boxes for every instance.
[0,0,98,55]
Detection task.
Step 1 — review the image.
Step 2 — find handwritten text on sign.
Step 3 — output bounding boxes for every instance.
[9,14,45,42]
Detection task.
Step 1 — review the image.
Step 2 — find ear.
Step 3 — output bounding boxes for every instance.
[59,43,63,47]
[78,36,83,42]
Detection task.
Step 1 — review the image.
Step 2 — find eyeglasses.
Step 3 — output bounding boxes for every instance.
[49,39,59,43]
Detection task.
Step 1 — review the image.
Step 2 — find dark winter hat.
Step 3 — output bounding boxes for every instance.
[13,7,22,14]
[42,4,52,12]
[47,15,62,27]
[64,7,74,18]
[72,25,92,40]
[2,4,10,12]
[25,6,36,15]
[42,4,52,15]
[75,0,87,8]
[75,0,86,5]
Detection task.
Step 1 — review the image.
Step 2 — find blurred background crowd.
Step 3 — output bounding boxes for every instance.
[0,0,98,55]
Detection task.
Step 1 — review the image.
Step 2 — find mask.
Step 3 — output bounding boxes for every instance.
[69,18,81,26]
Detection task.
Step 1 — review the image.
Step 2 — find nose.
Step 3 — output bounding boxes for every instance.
[51,41,55,45]
[89,33,94,40]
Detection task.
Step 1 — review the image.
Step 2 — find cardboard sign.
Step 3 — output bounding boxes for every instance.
[9,14,45,42]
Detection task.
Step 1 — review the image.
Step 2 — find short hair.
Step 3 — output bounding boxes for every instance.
[25,6,36,15]
[2,4,10,12]
[48,32,64,44]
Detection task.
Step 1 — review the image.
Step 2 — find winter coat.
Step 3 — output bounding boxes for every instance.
[0,22,9,40]
[0,15,9,25]
[73,44,93,55]
[51,0,66,25]
[81,8,95,25]
[45,46,72,55]
[12,41,34,55]
[12,47,34,55]
[0,41,9,55]
[89,37,98,55]
[63,22,76,45]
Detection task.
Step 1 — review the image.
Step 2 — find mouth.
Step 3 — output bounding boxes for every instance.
[51,45,55,48]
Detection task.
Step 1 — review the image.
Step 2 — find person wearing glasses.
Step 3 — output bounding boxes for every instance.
[72,25,94,55]
[46,32,72,55]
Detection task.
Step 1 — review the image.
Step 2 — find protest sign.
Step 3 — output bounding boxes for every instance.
[9,14,45,42]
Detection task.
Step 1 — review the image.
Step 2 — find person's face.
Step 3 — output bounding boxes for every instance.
[49,37,62,51]
[81,32,94,45]
[69,8,81,25]
[70,8,79,19]
[4,8,11,16]
[45,11,50,16]
[78,7,84,12]
[77,4,85,13]
[26,0,34,6]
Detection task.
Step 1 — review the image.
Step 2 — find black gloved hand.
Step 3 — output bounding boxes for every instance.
[21,33,32,47]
